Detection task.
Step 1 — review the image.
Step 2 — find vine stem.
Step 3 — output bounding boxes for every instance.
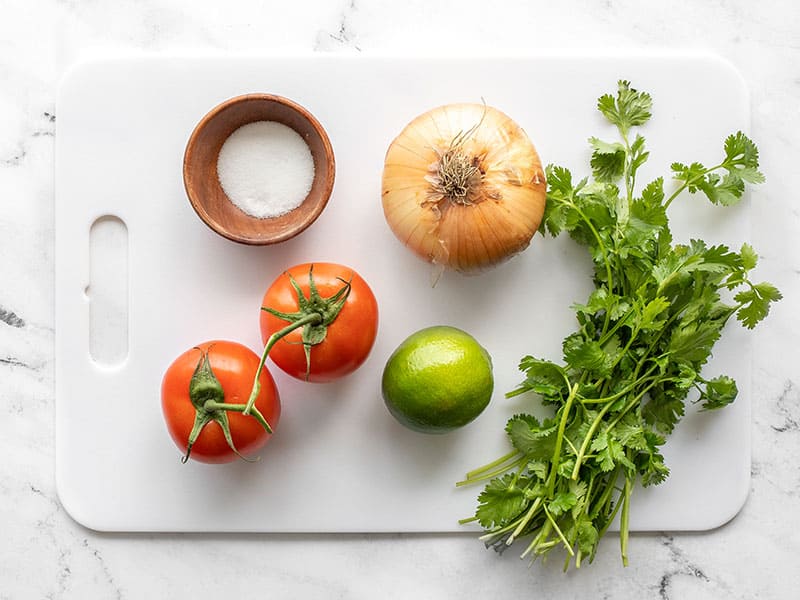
[244,312,322,415]
[204,400,273,434]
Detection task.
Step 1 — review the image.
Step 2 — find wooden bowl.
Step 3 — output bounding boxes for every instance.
[183,94,335,245]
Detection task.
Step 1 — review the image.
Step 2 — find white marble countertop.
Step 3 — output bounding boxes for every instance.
[2,1,799,597]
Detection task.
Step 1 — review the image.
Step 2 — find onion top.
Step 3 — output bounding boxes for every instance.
[381,103,546,276]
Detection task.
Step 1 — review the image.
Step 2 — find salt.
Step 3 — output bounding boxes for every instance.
[216,120,315,219]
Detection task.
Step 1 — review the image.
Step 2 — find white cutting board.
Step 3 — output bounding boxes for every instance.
[55,53,753,532]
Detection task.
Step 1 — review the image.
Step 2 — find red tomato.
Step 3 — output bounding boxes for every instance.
[260,262,379,383]
[161,340,280,464]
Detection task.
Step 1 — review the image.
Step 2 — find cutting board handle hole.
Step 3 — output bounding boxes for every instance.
[88,215,128,367]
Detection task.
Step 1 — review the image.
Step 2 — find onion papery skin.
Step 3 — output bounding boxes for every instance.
[381,103,546,274]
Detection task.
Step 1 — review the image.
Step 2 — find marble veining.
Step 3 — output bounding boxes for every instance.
[315,0,361,52]
[2,1,800,598]
[0,308,25,329]
[656,535,712,600]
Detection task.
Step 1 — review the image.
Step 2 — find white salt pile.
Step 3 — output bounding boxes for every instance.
[217,121,315,219]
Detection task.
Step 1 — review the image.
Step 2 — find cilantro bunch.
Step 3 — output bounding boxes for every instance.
[459,81,780,569]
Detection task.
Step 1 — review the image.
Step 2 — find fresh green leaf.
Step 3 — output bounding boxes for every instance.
[506,414,557,459]
[697,172,745,206]
[509,357,568,400]
[638,296,670,331]
[475,474,529,529]
[723,131,763,183]
[699,375,738,410]
[668,319,722,365]
[739,243,758,271]
[589,137,626,182]
[597,80,653,134]
[576,520,600,555]
[629,134,650,177]
[564,338,607,373]
[549,491,578,516]
[465,81,778,571]
[642,388,686,435]
[671,161,708,192]
[735,282,783,328]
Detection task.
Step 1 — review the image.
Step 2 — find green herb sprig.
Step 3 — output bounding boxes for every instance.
[459,81,780,569]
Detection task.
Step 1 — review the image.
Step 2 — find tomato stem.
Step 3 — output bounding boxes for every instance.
[244,312,323,415]
[204,400,273,434]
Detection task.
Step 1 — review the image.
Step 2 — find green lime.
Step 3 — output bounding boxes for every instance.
[382,325,494,434]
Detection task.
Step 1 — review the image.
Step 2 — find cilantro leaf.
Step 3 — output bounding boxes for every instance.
[638,430,670,487]
[642,388,686,435]
[637,296,670,331]
[476,474,529,529]
[723,131,765,183]
[739,243,758,272]
[697,172,745,206]
[542,165,576,236]
[576,521,600,555]
[549,491,578,516]
[667,319,722,365]
[699,375,738,410]
[509,356,568,401]
[597,80,653,134]
[671,161,707,192]
[589,137,626,182]
[505,414,557,459]
[735,282,782,328]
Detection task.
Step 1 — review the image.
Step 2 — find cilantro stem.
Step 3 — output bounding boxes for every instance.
[578,370,655,405]
[571,372,658,479]
[479,517,527,543]
[664,162,725,209]
[570,400,614,480]
[461,450,520,481]
[521,518,553,560]
[543,505,575,557]
[547,383,579,496]
[620,130,635,203]
[456,456,526,487]
[565,199,616,333]
[598,309,634,347]
[506,497,542,546]
[594,469,624,538]
[620,471,633,567]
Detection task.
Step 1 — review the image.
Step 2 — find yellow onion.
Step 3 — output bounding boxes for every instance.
[381,103,546,276]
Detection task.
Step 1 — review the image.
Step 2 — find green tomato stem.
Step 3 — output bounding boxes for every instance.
[204,400,273,434]
[244,312,323,416]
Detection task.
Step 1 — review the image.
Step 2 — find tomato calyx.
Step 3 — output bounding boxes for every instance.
[264,267,353,377]
[182,346,274,464]
[244,265,352,414]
